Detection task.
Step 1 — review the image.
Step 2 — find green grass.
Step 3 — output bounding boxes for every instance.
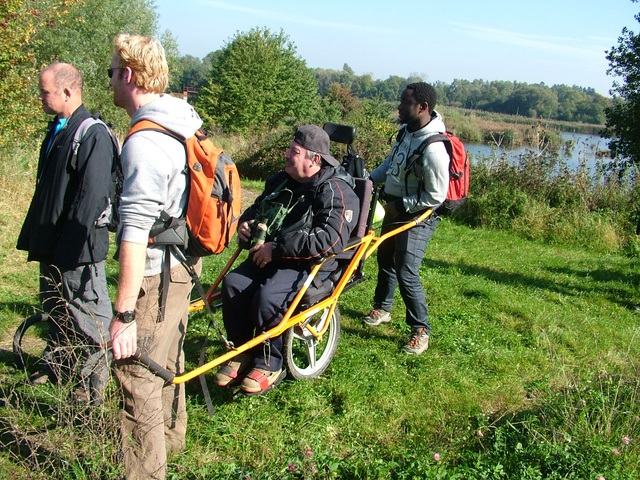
[1,217,639,479]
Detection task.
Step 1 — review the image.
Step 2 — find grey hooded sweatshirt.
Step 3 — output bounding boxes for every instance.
[370,110,450,214]
[118,94,203,275]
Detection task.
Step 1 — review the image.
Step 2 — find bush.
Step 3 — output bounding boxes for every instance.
[198,28,320,134]
[233,125,293,180]
[465,146,638,255]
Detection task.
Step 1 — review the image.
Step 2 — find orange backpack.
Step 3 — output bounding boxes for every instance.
[125,120,242,256]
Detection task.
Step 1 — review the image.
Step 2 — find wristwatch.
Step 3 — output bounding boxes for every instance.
[114,310,136,323]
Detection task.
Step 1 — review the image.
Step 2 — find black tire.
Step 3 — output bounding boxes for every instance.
[283,305,340,380]
[13,313,48,370]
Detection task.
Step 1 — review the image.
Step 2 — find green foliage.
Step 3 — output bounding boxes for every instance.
[315,73,610,125]
[167,53,213,93]
[0,0,159,146]
[198,28,320,133]
[233,125,293,180]
[160,29,184,95]
[323,82,361,119]
[453,374,640,479]
[505,84,559,118]
[439,78,609,125]
[31,0,158,131]
[340,98,398,169]
[460,144,638,254]
[230,94,398,180]
[604,4,640,167]
[0,0,82,147]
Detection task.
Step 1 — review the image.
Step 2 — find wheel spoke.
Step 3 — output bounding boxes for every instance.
[303,338,317,368]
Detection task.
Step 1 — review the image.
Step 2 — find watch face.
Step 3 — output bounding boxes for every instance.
[117,311,135,323]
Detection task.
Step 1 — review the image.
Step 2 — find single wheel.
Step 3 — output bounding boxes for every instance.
[283,305,340,380]
[13,312,49,370]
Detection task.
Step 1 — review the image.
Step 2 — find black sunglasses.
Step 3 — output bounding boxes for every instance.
[107,67,122,78]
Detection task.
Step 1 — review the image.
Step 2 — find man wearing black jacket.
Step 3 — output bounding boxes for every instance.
[17,62,117,404]
[215,125,360,395]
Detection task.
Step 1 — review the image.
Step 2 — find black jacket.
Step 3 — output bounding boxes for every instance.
[17,105,116,269]
[241,166,360,272]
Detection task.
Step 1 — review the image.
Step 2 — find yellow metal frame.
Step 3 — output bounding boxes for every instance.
[172,208,433,384]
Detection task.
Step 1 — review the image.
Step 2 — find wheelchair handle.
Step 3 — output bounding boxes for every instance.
[132,349,175,384]
[105,342,175,383]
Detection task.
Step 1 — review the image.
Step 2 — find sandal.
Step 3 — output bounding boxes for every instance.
[213,353,253,387]
[240,367,286,395]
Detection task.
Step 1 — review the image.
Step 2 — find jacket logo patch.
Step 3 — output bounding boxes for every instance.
[345,210,354,223]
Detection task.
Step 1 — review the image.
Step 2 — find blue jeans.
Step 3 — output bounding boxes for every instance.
[373,213,440,334]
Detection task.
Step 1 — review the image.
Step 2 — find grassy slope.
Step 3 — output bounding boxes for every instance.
[178,222,640,478]
[1,212,638,478]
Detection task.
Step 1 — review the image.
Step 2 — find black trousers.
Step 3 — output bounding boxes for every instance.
[222,260,308,371]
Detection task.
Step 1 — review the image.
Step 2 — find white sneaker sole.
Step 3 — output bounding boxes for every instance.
[363,312,391,326]
[402,339,429,355]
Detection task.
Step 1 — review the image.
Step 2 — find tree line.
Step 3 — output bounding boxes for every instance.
[2,0,637,168]
[174,55,613,127]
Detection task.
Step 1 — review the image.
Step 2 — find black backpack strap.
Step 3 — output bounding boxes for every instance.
[406,133,450,168]
[72,115,121,168]
[71,116,102,170]
[404,133,451,197]
[158,246,171,323]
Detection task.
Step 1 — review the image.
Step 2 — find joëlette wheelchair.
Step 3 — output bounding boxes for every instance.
[13,123,434,396]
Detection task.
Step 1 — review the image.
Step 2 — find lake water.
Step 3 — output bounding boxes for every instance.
[465,132,611,171]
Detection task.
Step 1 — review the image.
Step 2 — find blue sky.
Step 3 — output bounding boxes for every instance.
[155,0,639,96]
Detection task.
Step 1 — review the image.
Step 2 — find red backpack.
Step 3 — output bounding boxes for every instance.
[403,129,470,216]
[125,120,242,256]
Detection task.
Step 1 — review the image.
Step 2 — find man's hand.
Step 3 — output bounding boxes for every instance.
[111,240,146,359]
[237,221,252,246]
[384,199,405,220]
[110,320,137,359]
[250,241,274,268]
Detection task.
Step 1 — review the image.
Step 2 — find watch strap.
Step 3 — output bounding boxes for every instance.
[114,310,136,323]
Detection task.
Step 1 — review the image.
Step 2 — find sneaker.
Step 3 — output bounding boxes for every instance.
[402,328,429,355]
[240,367,285,395]
[71,388,90,404]
[28,368,52,385]
[213,353,253,387]
[363,308,391,326]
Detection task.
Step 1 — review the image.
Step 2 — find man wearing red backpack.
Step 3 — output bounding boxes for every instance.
[108,34,202,480]
[363,82,450,355]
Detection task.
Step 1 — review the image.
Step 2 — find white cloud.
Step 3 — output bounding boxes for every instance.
[449,21,605,59]
[199,0,402,35]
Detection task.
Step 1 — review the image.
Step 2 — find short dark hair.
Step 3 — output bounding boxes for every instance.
[406,82,437,112]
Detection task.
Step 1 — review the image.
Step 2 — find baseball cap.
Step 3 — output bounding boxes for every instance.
[293,125,340,167]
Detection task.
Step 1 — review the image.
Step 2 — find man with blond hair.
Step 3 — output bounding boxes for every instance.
[17,62,116,404]
[108,34,202,480]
